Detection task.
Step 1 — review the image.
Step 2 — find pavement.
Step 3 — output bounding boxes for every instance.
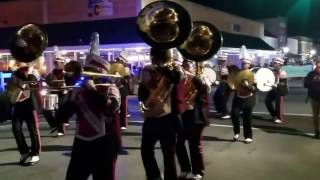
[0,87,320,180]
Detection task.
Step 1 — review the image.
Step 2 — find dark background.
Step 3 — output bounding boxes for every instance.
[190,0,319,39]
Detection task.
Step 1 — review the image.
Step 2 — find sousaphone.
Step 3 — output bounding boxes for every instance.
[137,0,192,49]
[177,21,223,82]
[9,24,48,63]
[177,21,223,62]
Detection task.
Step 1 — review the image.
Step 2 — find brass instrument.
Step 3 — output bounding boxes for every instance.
[137,1,192,117]
[137,0,191,49]
[177,21,222,109]
[9,24,48,63]
[139,72,172,117]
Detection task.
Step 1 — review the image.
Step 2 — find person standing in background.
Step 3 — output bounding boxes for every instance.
[304,60,320,138]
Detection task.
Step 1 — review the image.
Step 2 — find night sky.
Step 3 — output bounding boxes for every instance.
[189,0,319,40]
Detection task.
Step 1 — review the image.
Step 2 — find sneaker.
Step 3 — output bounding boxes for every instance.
[120,127,127,130]
[56,132,64,137]
[19,152,30,164]
[274,119,282,124]
[245,138,253,144]
[23,155,39,166]
[221,115,231,119]
[192,174,203,180]
[233,134,239,141]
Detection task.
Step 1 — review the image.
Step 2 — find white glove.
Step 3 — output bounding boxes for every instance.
[214,81,220,86]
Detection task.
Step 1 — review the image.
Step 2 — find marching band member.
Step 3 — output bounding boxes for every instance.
[304,60,320,138]
[43,48,67,136]
[114,55,130,130]
[231,46,256,144]
[6,62,42,165]
[139,48,184,180]
[55,54,121,180]
[213,52,232,119]
[265,57,288,123]
[176,60,209,180]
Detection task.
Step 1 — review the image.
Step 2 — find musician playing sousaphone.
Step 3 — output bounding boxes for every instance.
[175,21,221,180]
[55,54,122,180]
[265,57,288,123]
[231,45,257,144]
[137,1,191,179]
[42,46,68,136]
[6,24,47,166]
[6,61,42,166]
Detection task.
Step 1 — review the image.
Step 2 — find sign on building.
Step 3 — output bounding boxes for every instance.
[88,0,114,17]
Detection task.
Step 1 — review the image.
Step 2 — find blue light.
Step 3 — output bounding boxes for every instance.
[75,83,80,86]
[80,77,85,80]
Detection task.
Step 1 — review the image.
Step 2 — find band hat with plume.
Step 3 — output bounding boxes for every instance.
[53,46,65,62]
[84,54,110,73]
[274,57,285,65]
[239,45,252,64]
[217,50,228,61]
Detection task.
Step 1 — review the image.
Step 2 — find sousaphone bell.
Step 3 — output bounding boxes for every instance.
[9,24,48,63]
[137,0,192,49]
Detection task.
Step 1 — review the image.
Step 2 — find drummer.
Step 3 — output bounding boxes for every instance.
[43,51,67,136]
[264,57,288,123]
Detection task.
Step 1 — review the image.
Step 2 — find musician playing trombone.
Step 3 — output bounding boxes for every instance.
[55,55,121,180]
[265,57,288,123]
[231,46,256,144]
[6,62,42,165]
[139,48,184,180]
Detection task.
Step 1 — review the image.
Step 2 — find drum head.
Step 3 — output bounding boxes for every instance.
[255,68,275,92]
[201,67,216,84]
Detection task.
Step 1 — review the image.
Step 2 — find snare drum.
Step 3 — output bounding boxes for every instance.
[43,94,59,110]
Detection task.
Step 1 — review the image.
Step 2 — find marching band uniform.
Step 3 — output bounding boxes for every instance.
[114,55,130,130]
[56,55,121,180]
[7,63,42,165]
[304,60,320,138]
[231,46,256,144]
[176,60,209,180]
[43,57,67,135]
[213,52,232,119]
[139,48,184,180]
[213,67,232,119]
[265,57,288,123]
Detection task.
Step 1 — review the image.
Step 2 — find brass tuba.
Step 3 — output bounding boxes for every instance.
[137,0,191,49]
[137,0,192,117]
[177,21,223,108]
[9,24,48,63]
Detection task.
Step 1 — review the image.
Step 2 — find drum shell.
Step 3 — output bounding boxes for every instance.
[42,94,59,110]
